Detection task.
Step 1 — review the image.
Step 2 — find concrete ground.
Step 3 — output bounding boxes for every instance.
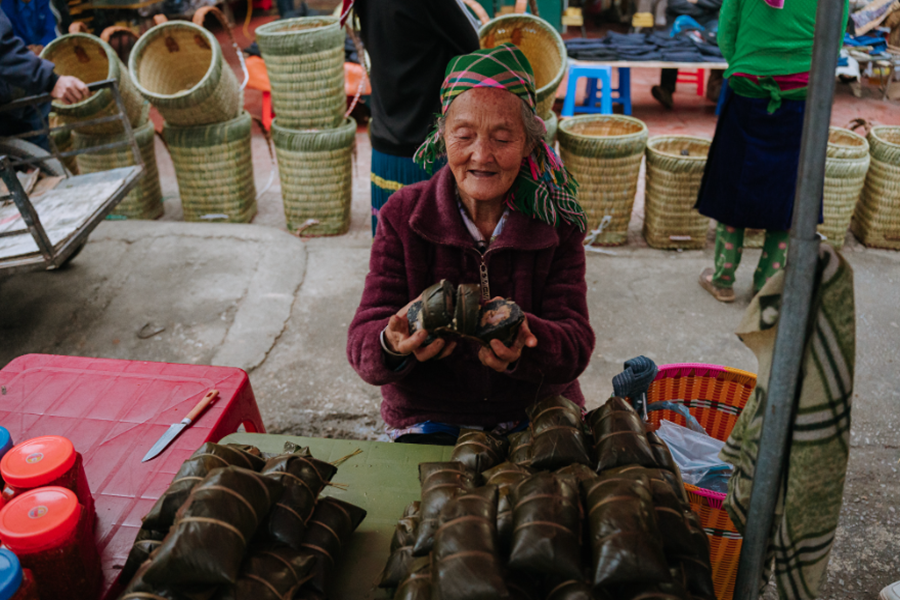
[3,36,900,600]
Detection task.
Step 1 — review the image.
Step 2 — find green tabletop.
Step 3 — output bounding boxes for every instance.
[221,433,453,600]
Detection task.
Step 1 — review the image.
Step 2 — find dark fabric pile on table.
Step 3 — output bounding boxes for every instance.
[379,396,717,600]
[118,442,366,600]
[565,31,724,63]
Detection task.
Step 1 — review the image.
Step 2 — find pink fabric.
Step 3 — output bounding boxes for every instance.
[347,166,595,428]
[763,0,784,8]
[653,363,727,381]
[731,72,810,91]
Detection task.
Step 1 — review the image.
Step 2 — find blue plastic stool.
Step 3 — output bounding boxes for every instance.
[561,65,632,116]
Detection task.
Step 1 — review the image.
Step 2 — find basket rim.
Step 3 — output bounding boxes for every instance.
[827,126,869,150]
[128,21,222,103]
[478,13,567,102]
[646,135,712,161]
[163,108,251,133]
[869,125,900,150]
[270,116,357,137]
[41,33,119,114]
[558,114,648,141]
[255,15,340,38]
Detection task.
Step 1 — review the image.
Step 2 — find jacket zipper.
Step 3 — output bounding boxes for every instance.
[478,254,490,301]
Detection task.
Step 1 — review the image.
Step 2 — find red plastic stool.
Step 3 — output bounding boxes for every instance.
[677,68,706,96]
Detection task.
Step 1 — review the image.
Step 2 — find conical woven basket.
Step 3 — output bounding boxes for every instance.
[41,33,146,135]
[164,110,256,223]
[643,136,711,249]
[819,127,869,249]
[543,110,557,146]
[73,116,163,220]
[129,21,241,127]
[256,17,345,130]
[272,117,356,236]
[852,126,900,249]
[479,14,566,118]
[558,115,648,246]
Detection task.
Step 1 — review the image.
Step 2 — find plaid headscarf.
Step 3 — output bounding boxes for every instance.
[414,44,586,231]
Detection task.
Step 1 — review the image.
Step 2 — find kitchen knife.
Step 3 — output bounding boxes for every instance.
[142,389,219,462]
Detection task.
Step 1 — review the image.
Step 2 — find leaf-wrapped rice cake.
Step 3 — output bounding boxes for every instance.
[646,430,682,474]
[507,430,533,467]
[120,560,217,600]
[508,471,582,580]
[527,395,592,470]
[475,298,525,347]
[450,429,509,473]
[413,462,480,556]
[432,485,507,600]
[453,283,481,337]
[395,557,432,600]
[586,398,656,472]
[608,583,686,600]
[120,537,164,586]
[581,473,669,588]
[258,452,337,548]
[504,570,542,600]
[298,497,367,594]
[380,501,422,588]
[142,443,265,531]
[212,546,317,600]
[483,462,531,555]
[142,466,283,587]
[546,580,609,600]
[408,280,455,346]
[669,512,716,600]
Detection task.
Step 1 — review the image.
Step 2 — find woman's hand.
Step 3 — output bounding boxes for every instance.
[383,298,457,362]
[478,317,537,372]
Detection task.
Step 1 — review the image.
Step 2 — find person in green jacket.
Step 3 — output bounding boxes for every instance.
[695,0,848,302]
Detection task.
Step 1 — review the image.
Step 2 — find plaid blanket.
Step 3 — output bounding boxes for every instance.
[720,243,855,600]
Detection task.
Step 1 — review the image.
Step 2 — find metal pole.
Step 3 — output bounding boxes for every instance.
[732,0,845,598]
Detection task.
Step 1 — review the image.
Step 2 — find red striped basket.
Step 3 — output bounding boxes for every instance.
[645,363,756,600]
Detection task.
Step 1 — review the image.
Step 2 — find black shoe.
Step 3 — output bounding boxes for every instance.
[651,85,674,109]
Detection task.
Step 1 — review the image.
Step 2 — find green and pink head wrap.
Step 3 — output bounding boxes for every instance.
[414,44,586,232]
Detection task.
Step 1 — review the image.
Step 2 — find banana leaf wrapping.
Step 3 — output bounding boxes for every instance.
[298,497,367,594]
[413,462,480,556]
[120,537,164,585]
[527,395,592,471]
[604,464,688,505]
[546,580,609,600]
[483,462,531,555]
[507,430,533,467]
[120,560,217,600]
[258,453,338,548]
[142,466,283,587]
[668,512,716,600]
[453,284,481,337]
[395,557,432,600]
[645,431,681,474]
[475,298,525,347]
[581,473,670,588]
[450,429,509,473]
[211,546,317,600]
[586,398,656,472]
[380,502,422,588]
[142,443,266,532]
[408,280,455,346]
[504,570,542,600]
[508,471,583,580]
[609,583,685,600]
[432,485,506,600]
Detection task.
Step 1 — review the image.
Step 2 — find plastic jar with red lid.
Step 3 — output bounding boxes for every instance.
[0,549,39,600]
[0,487,101,600]
[0,436,94,523]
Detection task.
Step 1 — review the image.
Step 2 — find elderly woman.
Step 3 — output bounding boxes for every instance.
[347,44,595,444]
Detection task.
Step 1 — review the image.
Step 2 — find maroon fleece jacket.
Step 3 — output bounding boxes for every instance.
[347,165,595,428]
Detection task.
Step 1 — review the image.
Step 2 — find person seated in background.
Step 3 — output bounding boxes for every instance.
[0,8,87,150]
[347,44,595,445]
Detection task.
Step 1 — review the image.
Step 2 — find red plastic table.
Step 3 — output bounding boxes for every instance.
[0,353,266,599]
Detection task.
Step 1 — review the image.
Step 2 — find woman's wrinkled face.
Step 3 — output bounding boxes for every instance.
[444,87,531,206]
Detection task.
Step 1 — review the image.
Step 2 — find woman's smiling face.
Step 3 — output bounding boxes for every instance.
[443,87,531,207]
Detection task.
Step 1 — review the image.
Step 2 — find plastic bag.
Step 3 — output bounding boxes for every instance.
[654,420,732,493]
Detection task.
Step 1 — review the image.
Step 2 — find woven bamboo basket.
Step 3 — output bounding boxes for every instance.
[73,117,163,220]
[646,363,757,600]
[48,114,78,174]
[819,127,869,249]
[272,117,356,236]
[558,115,648,245]
[479,14,566,117]
[129,21,241,127]
[852,126,900,249]
[256,17,345,130]
[643,136,711,249]
[164,110,256,223]
[542,110,557,146]
[40,33,145,135]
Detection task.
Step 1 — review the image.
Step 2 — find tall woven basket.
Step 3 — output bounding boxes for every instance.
[543,110,557,146]
[73,117,163,220]
[852,126,900,249]
[129,21,241,127]
[819,127,869,249]
[479,14,566,117]
[40,33,146,135]
[643,136,711,249]
[272,117,356,236]
[646,363,757,600]
[164,111,257,223]
[558,115,648,245]
[256,17,345,130]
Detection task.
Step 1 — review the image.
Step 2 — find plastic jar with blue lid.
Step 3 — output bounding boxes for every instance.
[0,548,39,600]
[0,429,12,462]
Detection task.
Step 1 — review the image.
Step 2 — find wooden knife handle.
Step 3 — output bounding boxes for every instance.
[186,390,219,422]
